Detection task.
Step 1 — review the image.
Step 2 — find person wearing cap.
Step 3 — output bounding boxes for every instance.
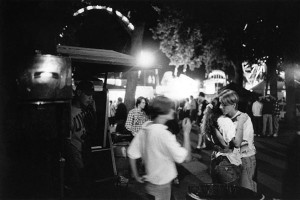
[64,80,96,195]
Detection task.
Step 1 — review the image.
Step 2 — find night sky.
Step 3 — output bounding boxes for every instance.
[0,1,299,198]
[1,0,300,82]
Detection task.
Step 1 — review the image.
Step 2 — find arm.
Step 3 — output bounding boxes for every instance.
[125,110,133,132]
[129,158,144,183]
[182,118,192,162]
[127,135,143,182]
[231,113,248,147]
[214,128,229,148]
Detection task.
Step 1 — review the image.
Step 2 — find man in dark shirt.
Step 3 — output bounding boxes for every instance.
[115,97,128,134]
[261,95,274,137]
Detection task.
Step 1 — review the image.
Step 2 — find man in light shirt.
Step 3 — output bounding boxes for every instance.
[219,89,257,192]
[127,96,191,200]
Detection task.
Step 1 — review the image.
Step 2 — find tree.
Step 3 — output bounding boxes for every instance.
[151,5,247,86]
[151,8,204,76]
[124,21,145,110]
[281,5,300,128]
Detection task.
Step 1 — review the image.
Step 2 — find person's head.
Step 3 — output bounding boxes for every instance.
[75,80,94,107]
[198,92,205,102]
[136,96,147,110]
[148,96,175,122]
[190,95,194,100]
[117,97,123,104]
[202,97,223,143]
[218,89,239,117]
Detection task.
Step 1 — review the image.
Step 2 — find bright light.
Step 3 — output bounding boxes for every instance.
[106,7,112,13]
[115,10,122,17]
[137,51,155,68]
[95,5,104,9]
[157,72,199,100]
[77,8,84,14]
[86,6,93,10]
[128,23,134,30]
[122,16,129,23]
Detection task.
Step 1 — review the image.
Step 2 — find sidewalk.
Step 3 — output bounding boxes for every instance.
[176,121,298,199]
[108,121,297,200]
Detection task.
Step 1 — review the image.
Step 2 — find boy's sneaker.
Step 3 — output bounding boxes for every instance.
[273,133,278,137]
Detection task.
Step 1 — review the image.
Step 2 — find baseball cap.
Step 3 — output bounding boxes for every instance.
[76,80,94,96]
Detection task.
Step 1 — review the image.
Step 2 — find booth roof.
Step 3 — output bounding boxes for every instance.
[57,45,161,73]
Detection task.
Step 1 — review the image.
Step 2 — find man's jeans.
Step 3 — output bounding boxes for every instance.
[253,116,262,135]
[262,114,273,136]
[240,155,257,192]
[145,182,171,200]
[273,115,279,135]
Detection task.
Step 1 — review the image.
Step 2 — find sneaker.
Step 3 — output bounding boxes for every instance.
[273,133,278,137]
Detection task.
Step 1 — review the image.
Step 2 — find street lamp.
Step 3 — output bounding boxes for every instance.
[137,50,155,68]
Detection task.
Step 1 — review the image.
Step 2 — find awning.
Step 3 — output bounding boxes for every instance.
[57,45,136,68]
[56,45,161,73]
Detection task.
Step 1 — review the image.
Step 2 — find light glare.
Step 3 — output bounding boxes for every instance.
[137,51,155,68]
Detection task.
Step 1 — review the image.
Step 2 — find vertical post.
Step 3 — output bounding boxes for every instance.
[124,21,145,110]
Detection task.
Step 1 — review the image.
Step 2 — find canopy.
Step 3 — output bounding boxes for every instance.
[57,45,136,70]
[57,45,161,80]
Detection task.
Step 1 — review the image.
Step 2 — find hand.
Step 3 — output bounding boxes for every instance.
[134,176,145,183]
[182,118,192,134]
[237,113,248,124]
[91,100,96,111]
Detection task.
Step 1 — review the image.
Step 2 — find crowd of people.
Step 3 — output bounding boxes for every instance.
[65,80,260,199]
[251,95,282,138]
[126,89,257,198]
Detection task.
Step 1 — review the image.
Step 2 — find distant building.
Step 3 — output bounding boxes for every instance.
[203,70,228,94]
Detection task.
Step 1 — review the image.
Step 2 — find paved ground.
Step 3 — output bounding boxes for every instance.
[108,121,298,200]
[2,120,297,199]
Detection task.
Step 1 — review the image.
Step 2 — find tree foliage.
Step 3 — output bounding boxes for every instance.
[151,6,236,80]
[151,9,204,76]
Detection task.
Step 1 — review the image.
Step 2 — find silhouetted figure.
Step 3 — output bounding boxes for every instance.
[115,97,127,134]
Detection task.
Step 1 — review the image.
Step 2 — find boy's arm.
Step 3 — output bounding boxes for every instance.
[231,113,247,147]
[182,118,192,162]
[129,158,144,183]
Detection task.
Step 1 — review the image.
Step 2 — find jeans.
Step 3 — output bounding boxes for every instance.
[273,115,279,135]
[262,114,273,136]
[253,116,262,135]
[145,182,171,200]
[240,155,257,192]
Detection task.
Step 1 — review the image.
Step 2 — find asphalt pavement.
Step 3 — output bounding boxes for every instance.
[90,121,298,200]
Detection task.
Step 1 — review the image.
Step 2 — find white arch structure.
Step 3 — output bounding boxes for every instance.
[73,5,135,31]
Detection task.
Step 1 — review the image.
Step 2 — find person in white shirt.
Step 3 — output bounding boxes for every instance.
[202,98,246,185]
[127,96,191,200]
[252,96,263,137]
[219,89,257,192]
